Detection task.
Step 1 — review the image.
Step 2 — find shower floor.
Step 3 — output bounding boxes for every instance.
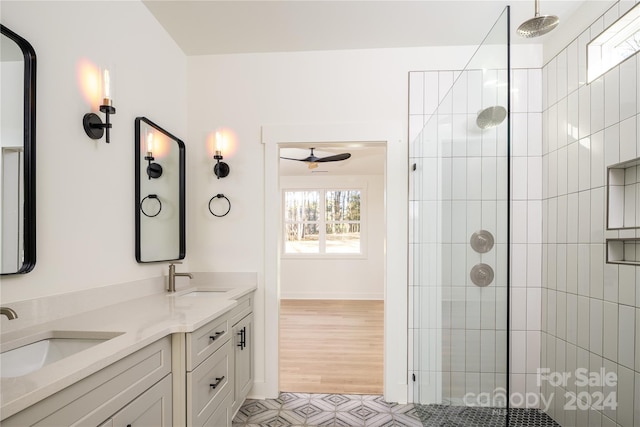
[415,404,560,427]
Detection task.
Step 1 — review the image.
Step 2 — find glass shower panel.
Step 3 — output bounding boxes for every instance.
[409,6,510,416]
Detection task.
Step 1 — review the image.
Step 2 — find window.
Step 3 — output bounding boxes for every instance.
[283,189,362,255]
[588,3,640,83]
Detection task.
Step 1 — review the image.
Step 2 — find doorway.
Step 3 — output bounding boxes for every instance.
[277,144,386,394]
[261,123,407,403]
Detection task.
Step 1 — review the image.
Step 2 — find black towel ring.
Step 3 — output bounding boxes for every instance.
[140,194,162,217]
[208,193,231,217]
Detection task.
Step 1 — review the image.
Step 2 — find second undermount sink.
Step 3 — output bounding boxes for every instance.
[0,331,123,378]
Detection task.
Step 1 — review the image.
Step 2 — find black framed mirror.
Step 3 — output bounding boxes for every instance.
[135,117,185,263]
[1,24,36,275]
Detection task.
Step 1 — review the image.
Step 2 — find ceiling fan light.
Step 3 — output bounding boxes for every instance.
[308,162,319,169]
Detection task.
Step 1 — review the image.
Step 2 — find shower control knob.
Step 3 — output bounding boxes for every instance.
[470,230,494,253]
[470,263,494,287]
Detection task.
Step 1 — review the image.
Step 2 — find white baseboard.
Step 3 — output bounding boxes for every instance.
[385,381,408,404]
[247,381,279,400]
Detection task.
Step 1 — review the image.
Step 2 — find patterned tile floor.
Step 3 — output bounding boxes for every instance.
[233,392,423,427]
[233,393,561,427]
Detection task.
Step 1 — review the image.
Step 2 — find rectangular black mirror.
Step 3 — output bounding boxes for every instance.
[1,24,36,275]
[135,117,185,263]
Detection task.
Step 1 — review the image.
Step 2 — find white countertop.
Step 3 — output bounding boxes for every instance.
[0,280,256,419]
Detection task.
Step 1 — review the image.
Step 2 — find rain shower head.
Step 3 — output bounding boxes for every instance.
[476,106,507,130]
[517,0,559,38]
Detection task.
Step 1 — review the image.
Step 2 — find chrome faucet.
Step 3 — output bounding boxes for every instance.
[0,307,18,320]
[168,262,192,293]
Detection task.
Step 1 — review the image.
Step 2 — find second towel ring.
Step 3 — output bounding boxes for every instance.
[209,194,231,217]
[140,194,162,217]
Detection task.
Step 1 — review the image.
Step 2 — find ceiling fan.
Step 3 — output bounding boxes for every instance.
[280,147,351,169]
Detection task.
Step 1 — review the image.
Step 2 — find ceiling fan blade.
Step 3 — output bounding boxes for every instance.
[280,156,309,162]
[280,149,350,163]
[316,153,351,162]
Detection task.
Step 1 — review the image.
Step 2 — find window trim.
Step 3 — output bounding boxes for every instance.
[281,185,367,259]
[587,2,640,83]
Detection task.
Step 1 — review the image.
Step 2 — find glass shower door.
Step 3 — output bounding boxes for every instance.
[409,6,510,423]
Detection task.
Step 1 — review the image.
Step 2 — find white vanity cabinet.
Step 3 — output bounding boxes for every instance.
[0,281,258,427]
[229,294,254,417]
[173,292,254,426]
[3,337,172,427]
[186,335,233,426]
[173,311,234,427]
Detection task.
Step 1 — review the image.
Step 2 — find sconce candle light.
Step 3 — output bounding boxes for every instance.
[213,131,230,179]
[83,69,116,143]
[144,132,163,179]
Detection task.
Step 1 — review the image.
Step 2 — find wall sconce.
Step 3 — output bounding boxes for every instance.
[144,132,163,179]
[213,131,230,179]
[82,69,116,143]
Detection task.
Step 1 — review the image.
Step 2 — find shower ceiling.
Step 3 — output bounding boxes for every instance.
[143,0,603,56]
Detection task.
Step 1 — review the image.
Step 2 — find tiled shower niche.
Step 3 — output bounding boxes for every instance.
[607,157,640,229]
[606,238,640,265]
[606,157,640,265]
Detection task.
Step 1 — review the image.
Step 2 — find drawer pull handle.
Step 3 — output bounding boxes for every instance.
[209,331,224,341]
[210,376,225,390]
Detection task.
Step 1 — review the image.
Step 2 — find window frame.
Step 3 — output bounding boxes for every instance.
[587,2,640,83]
[281,185,367,259]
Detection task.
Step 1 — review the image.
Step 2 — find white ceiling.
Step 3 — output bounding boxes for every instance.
[143,0,590,56]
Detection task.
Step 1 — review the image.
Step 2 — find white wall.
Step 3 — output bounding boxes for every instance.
[280,174,385,300]
[542,0,618,64]
[185,45,476,272]
[541,2,640,426]
[0,1,187,302]
[186,45,476,401]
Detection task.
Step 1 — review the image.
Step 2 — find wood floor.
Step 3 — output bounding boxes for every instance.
[279,299,384,395]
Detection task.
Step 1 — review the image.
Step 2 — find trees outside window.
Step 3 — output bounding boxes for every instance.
[284,189,362,254]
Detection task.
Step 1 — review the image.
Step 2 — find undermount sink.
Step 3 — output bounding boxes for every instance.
[0,331,122,378]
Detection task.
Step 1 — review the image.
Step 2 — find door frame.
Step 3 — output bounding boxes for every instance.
[260,122,408,403]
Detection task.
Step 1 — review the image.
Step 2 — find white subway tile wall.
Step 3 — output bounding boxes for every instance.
[408,66,542,408]
[410,6,640,424]
[541,2,640,426]
[509,66,545,408]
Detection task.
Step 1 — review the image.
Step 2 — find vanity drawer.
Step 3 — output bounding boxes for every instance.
[202,389,232,427]
[187,340,232,427]
[186,314,229,370]
[229,294,253,327]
